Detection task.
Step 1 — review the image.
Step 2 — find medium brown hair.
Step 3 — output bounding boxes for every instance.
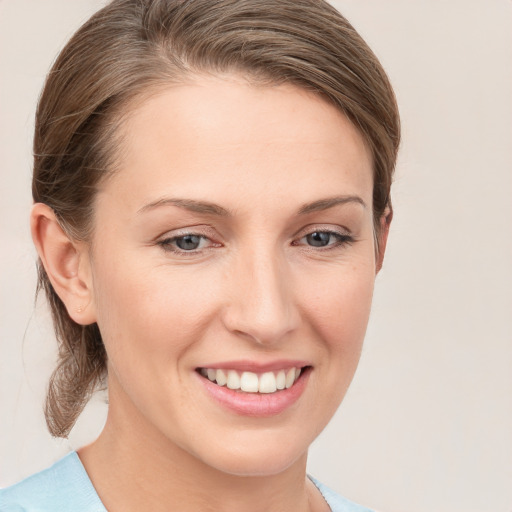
[34,0,400,437]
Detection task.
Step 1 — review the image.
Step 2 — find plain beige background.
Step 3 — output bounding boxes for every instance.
[1,1,511,511]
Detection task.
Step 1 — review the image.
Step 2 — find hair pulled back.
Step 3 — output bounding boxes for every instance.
[34,0,400,437]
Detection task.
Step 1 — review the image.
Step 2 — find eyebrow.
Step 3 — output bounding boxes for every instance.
[297,195,366,214]
[137,198,231,216]
[137,194,366,216]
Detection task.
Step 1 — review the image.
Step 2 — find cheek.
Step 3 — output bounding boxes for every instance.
[89,256,223,431]
[290,261,376,438]
[298,261,375,361]
[90,253,220,375]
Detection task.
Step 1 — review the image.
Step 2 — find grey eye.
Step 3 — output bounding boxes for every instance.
[175,235,202,250]
[305,232,333,247]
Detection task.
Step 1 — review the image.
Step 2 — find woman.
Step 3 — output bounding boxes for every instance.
[0,0,400,510]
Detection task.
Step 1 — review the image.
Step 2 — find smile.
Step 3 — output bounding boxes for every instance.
[199,367,303,394]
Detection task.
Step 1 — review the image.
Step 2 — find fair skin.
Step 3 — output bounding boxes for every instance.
[31,76,390,512]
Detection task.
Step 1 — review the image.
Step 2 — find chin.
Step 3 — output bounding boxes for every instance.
[206,447,307,478]
[186,429,312,478]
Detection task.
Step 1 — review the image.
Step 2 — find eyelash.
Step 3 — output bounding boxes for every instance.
[157,233,219,255]
[157,229,353,256]
[293,230,354,250]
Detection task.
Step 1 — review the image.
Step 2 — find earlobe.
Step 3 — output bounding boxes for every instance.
[375,207,393,273]
[30,203,96,325]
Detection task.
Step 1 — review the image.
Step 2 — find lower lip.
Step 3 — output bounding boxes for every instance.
[197,369,310,417]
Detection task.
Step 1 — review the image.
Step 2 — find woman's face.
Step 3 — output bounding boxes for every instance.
[87,76,380,476]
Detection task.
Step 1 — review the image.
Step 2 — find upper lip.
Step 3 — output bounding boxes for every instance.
[196,359,311,373]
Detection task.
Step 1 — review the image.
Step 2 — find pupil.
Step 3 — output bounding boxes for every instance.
[307,232,330,247]
[176,235,201,250]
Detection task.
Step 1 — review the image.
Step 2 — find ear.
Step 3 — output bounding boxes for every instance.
[375,207,393,273]
[30,203,96,325]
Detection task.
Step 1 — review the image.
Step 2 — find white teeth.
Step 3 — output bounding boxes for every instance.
[226,370,241,390]
[200,366,304,394]
[276,370,286,390]
[216,369,227,387]
[285,368,296,389]
[259,372,277,393]
[240,372,259,392]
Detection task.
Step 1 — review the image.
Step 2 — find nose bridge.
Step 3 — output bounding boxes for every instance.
[223,242,299,345]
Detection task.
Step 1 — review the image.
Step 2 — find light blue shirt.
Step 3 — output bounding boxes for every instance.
[1,452,373,511]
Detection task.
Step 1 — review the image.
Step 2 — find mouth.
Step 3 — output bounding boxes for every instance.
[197,366,309,394]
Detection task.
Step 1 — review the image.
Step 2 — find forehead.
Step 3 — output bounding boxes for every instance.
[99,76,373,214]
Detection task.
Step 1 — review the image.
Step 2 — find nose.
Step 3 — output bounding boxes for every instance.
[221,246,300,346]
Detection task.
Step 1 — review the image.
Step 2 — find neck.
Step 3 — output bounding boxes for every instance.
[78,387,324,512]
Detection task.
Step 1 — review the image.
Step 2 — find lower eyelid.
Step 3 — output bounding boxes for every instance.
[294,230,352,244]
[157,229,352,251]
[321,233,352,246]
[157,233,224,254]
